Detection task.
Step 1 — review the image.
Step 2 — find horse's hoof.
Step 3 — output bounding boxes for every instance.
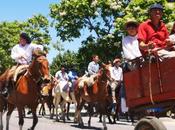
[56,118,59,122]
[74,118,78,123]
[28,127,34,130]
[104,126,107,130]
[88,122,91,127]
[67,117,71,120]
[78,123,84,128]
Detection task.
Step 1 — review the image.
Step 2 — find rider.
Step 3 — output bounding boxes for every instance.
[55,65,71,101]
[6,32,43,87]
[84,54,100,96]
[138,3,175,58]
[68,65,78,91]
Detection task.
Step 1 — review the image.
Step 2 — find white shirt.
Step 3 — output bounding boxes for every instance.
[55,70,69,82]
[110,66,123,81]
[122,35,142,60]
[169,34,175,44]
[88,61,99,75]
[11,43,44,65]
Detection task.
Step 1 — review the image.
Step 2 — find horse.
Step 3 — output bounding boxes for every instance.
[38,78,56,117]
[74,63,111,130]
[52,80,77,122]
[0,67,13,130]
[4,50,50,130]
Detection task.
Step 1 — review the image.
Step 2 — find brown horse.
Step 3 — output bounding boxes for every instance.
[0,68,12,130]
[38,78,56,117]
[74,63,111,130]
[4,51,50,130]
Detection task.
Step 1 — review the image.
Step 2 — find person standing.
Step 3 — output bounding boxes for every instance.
[122,20,142,61]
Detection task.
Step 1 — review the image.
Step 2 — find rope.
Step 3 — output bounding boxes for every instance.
[148,50,155,105]
[156,57,163,93]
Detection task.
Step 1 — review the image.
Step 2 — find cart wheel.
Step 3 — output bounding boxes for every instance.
[134,116,167,130]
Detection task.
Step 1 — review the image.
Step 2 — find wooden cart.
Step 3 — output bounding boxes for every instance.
[123,57,175,130]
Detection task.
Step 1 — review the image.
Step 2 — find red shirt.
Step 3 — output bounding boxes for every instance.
[138,19,169,48]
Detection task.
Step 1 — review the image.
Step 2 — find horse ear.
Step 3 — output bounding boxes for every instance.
[101,62,106,67]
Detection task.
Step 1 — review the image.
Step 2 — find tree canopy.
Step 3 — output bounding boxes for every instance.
[49,0,175,72]
[0,14,51,73]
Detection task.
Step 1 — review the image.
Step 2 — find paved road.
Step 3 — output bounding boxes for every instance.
[1,109,175,130]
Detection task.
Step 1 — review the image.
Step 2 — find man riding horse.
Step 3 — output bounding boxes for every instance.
[5,32,44,91]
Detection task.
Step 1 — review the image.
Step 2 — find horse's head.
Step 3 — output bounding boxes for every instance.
[31,50,50,83]
[98,63,111,81]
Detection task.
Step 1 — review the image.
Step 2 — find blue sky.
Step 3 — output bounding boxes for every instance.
[0,0,83,63]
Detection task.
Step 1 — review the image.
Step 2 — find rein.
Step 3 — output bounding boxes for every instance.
[26,70,41,84]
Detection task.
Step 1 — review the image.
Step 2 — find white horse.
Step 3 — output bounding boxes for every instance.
[52,80,76,122]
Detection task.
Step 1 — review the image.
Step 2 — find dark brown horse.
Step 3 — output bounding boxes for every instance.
[74,63,111,130]
[4,51,50,130]
[0,68,11,130]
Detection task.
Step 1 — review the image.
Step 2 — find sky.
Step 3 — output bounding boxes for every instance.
[0,0,83,63]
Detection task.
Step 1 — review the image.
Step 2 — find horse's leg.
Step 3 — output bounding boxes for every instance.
[0,111,3,130]
[50,105,54,119]
[38,103,42,115]
[99,114,102,122]
[102,115,107,130]
[42,102,46,116]
[17,106,25,130]
[22,108,26,118]
[88,103,94,127]
[66,102,71,120]
[28,106,38,130]
[77,100,85,127]
[60,100,66,123]
[6,103,15,130]
[107,115,113,124]
[54,97,59,122]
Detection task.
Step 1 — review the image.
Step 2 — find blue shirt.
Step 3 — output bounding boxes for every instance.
[68,70,78,82]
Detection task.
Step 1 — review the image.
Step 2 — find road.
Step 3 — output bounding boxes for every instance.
[1,109,175,130]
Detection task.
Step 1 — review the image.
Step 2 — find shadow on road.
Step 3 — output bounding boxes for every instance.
[71,124,102,130]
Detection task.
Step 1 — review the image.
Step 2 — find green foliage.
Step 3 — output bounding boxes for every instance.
[0,14,51,73]
[50,50,79,75]
[50,0,175,73]
[50,0,129,70]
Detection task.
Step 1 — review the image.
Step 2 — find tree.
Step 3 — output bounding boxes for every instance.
[50,0,130,68]
[0,14,51,73]
[50,50,79,75]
